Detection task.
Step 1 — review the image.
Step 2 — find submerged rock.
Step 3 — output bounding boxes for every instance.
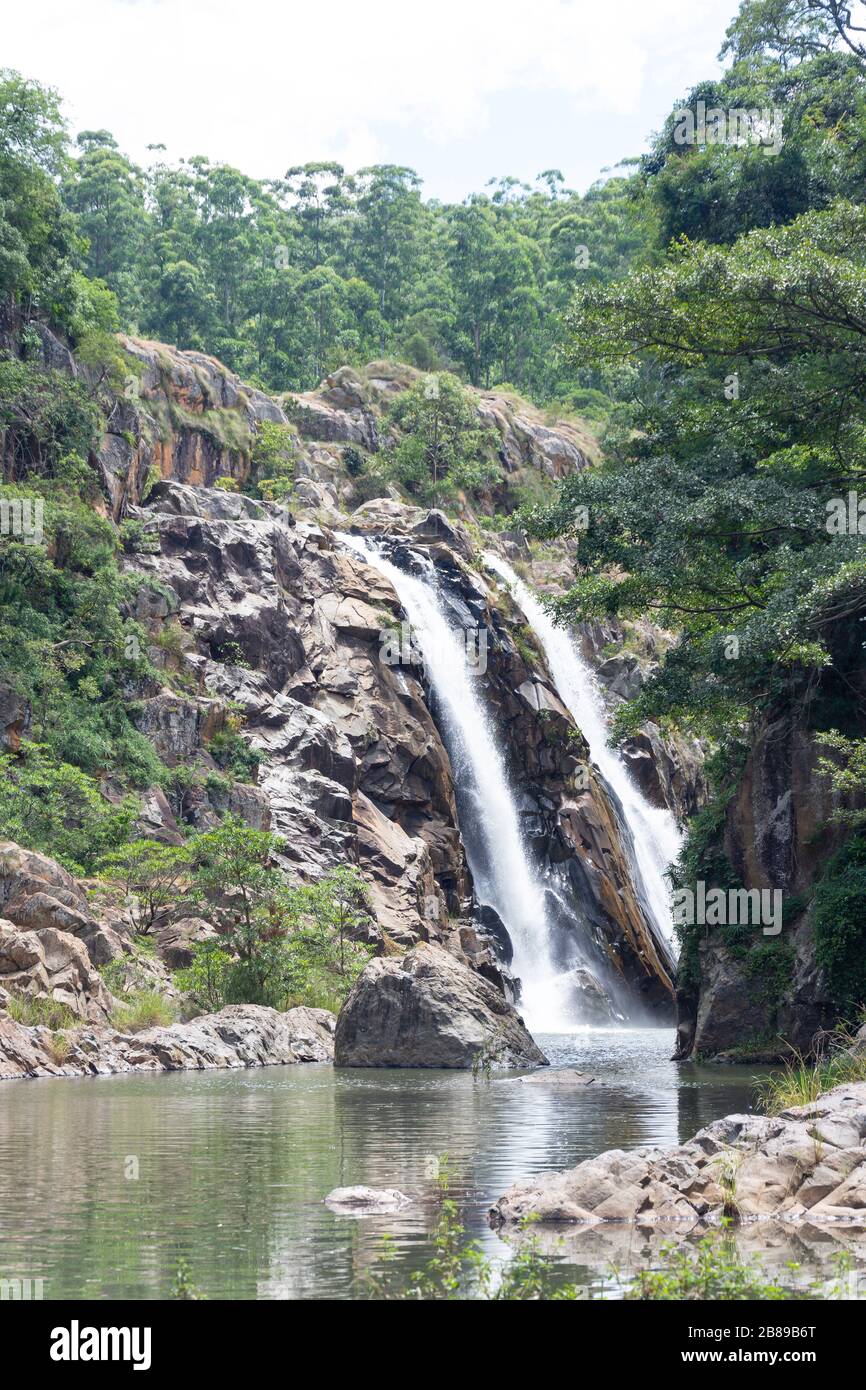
[490,1080,866,1228]
[514,1069,595,1087]
[324,1186,412,1213]
[334,941,548,1069]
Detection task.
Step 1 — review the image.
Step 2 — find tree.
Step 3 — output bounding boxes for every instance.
[99,839,191,935]
[246,420,297,501]
[0,743,136,875]
[63,132,148,320]
[524,199,866,747]
[180,819,372,1010]
[384,372,497,507]
[355,165,423,353]
[277,161,353,269]
[299,867,371,976]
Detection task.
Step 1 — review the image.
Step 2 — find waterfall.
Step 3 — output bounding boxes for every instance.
[483,552,681,951]
[340,533,575,1031]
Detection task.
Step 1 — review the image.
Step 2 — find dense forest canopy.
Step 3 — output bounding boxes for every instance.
[0,69,661,412]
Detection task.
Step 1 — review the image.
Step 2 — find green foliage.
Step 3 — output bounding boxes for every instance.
[246,420,297,502]
[812,836,866,1015]
[756,1025,866,1114]
[625,1230,794,1301]
[175,940,233,1014]
[111,989,176,1033]
[525,196,866,753]
[98,839,191,936]
[118,517,159,554]
[0,361,101,475]
[816,729,866,824]
[173,820,371,1012]
[0,743,137,874]
[343,445,366,477]
[281,866,373,1010]
[383,372,498,506]
[0,402,171,793]
[4,992,78,1030]
[169,1257,206,1301]
[206,727,260,782]
[0,67,671,403]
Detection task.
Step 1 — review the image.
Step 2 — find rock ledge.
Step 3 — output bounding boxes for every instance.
[0,1003,335,1080]
[490,1081,866,1227]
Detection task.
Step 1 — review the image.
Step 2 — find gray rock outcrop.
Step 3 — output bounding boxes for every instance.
[0,1003,335,1080]
[334,941,548,1069]
[490,1080,866,1228]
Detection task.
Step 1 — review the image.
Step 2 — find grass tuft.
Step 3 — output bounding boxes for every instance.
[111,990,176,1034]
[4,993,79,1030]
[756,1029,866,1116]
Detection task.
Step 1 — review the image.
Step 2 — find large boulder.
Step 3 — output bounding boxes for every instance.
[0,920,116,1023]
[334,941,547,1069]
[0,840,131,973]
[156,916,220,970]
[0,841,87,916]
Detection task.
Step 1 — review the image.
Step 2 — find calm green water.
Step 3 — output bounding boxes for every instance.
[0,1028,858,1300]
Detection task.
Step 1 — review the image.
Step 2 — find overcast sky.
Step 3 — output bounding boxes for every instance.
[3,0,737,199]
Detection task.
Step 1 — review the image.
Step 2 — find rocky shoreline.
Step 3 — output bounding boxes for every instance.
[490,1077,866,1230]
[0,1003,335,1080]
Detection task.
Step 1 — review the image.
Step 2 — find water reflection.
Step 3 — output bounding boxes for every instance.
[0,1029,861,1299]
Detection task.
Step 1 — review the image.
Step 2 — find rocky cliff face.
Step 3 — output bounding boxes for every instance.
[110,343,677,1015]
[74,342,598,526]
[2,327,679,1041]
[674,710,849,1060]
[121,477,674,1014]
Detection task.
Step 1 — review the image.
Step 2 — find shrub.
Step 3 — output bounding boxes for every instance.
[247,420,296,501]
[46,1030,73,1064]
[207,727,260,782]
[343,445,366,477]
[383,372,498,507]
[756,1036,866,1116]
[119,517,159,554]
[175,940,233,1014]
[179,823,372,1012]
[5,993,79,1029]
[0,743,138,874]
[812,837,866,1019]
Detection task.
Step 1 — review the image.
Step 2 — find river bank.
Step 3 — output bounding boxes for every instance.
[0,1004,335,1080]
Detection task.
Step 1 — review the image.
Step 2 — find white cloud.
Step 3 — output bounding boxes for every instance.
[2,0,727,189]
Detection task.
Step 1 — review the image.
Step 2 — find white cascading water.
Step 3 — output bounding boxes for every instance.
[484,552,682,950]
[341,533,574,1030]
